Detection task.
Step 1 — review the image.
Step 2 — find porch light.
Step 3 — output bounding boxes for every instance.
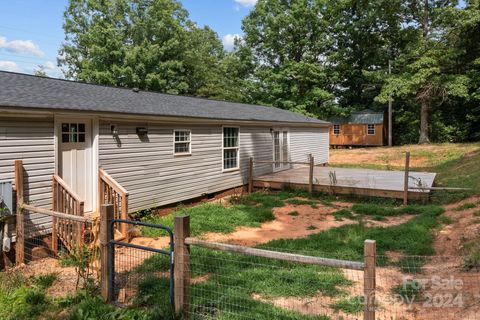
[136,127,148,135]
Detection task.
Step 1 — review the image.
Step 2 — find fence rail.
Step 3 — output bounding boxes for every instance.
[175,215,376,319]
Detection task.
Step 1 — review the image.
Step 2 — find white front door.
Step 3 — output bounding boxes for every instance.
[58,120,93,212]
[273,130,289,172]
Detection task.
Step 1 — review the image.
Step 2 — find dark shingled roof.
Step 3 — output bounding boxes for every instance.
[0,71,328,125]
[329,109,384,125]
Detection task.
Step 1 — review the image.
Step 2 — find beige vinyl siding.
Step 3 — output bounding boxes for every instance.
[289,127,329,165]
[0,118,55,238]
[99,122,274,212]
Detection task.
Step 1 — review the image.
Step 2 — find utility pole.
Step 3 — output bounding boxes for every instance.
[388,60,393,147]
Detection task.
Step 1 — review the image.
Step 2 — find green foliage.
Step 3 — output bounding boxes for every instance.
[330,296,363,314]
[332,209,355,221]
[455,203,477,211]
[352,203,444,217]
[392,280,423,301]
[286,198,318,208]
[438,215,453,225]
[142,201,275,237]
[288,211,299,216]
[30,274,57,290]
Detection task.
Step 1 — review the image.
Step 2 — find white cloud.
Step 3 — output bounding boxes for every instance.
[0,36,44,57]
[0,60,21,72]
[222,33,242,51]
[235,0,257,7]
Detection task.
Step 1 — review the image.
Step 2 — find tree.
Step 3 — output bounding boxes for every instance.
[239,0,336,118]
[33,65,48,77]
[59,0,225,96]
[376,0,469,144]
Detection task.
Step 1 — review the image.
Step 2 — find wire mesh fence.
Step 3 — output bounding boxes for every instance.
[177,245,480,320]
[22,207,94,263]
[109,220,174,315]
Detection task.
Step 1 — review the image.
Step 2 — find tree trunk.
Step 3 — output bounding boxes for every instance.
[418,99,430,144]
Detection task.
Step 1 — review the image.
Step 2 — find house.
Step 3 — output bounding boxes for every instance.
[328,109,387,147]
[0,71,330,227]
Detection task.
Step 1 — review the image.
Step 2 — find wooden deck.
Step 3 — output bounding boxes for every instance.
[253,166,436,200]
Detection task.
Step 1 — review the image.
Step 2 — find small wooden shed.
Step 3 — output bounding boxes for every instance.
[328,110,387,147]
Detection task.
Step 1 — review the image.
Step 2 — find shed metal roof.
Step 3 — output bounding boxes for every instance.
[329,109,384,125]
[0,71,328,126]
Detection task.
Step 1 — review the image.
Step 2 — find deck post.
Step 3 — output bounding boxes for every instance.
[248,157,254,193]
[403,152,410,205]
[174,215,190,317]
[100,204,114,302]
[308,154,314,194]
[14,160,25,266]
[364,240,376,320]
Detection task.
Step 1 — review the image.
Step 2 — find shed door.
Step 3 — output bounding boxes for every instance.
[58,121,93,212]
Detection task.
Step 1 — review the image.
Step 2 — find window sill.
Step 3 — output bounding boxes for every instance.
[222,167,240,173]
[174,153,192,157]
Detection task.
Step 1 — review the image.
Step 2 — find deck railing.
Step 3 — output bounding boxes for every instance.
[99,168,128,238]
[249,155,315,193]
[52,174,85,254]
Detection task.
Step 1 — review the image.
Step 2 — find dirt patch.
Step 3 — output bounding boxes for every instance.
[434,196,480,256]
[201,202,354,246]
[16,258,79,298]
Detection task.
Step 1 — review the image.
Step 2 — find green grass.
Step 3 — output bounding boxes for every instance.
[306,225,317,230]
[392,280,423,301]
[330,296,363,314]
[332,209,355,221]
[473,210,480,217]
[288,211,299,216]
[286,198,318,208]
[455,203,477,211]
[432,150,480,203]
[141,190,332,237]
[438,215,453,225]
[352,203,444,217]
[262,206,443,264]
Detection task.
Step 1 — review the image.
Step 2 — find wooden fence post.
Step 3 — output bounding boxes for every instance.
[403,152,410,205]
[100,204,114,302]
[308,154,314,194]
[248,157,254,193]
[364,240,376,320]
[174,215,190,317]
[52,177,58,255]
[121,193,129,237]
[14,160,24,266]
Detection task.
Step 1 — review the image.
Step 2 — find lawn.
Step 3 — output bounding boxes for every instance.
[135,192,445,318]
[0,190,448,319]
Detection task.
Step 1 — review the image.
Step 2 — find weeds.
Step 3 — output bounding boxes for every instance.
[330,296,363,314]
[287,211,299,216]
[333,209,354,221]
[455,203,477,211]
[392,280,423,301]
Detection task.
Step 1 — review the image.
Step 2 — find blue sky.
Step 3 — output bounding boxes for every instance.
[0,0,256,77]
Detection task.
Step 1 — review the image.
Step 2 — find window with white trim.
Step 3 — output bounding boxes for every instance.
[333,124,340,135]
[223,127,239,170]
[367,124,375,135]
[61,123,86,143]
[174,130,191,155]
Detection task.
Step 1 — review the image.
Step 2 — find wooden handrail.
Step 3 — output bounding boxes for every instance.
[99,168,128,196]
[53,174,84,204]
[253,160,310,166]
[23,204,90,223]
[99,168,129,237]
